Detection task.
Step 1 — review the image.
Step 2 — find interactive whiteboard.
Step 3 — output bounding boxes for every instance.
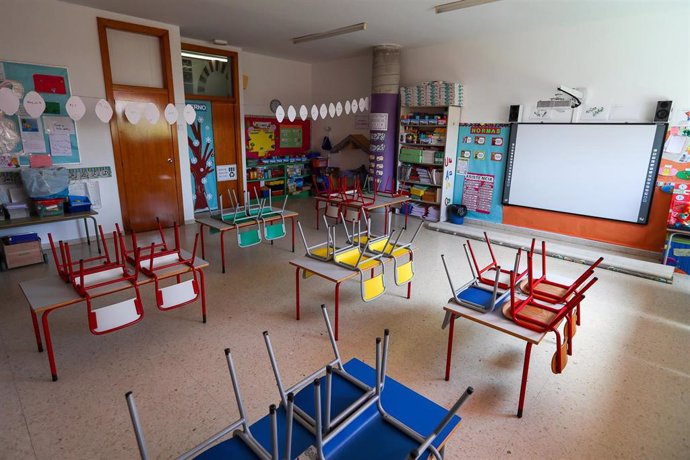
[502,123,665,224]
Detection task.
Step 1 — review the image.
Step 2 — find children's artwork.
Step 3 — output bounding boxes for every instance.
[453,124,510,223]
[186,100,218,211]
[244,115,310,160]
[580,105,610,121]
[0,60,80,164]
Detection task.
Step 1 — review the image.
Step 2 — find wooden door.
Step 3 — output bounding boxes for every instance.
[113,90,183,231]
[212,101,244,204]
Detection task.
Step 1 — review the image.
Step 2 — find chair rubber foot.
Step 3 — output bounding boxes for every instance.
[222,268,225,274]
[517,410,523,418]
[203,315,207,324]
[52,375,58,382]
[38,346,43,353]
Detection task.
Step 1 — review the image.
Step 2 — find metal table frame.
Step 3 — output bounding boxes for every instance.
[314,194,410,233]
[0,210,101,253]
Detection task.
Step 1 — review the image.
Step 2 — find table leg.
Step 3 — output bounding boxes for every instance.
[41,309,58,381]
[384,207,389,234]
[84,217,91,247]
[334,282,341,341]
[198,269,207,323]
[295,266,301,320]
[87,216,101,254]
[291,217,295,252]
[404,209,409,230]
[517,342,532,418]
[30,308,43,352]
[407,281,412,299]
[444,314,456,381]
[315,200,320,230]
[200,224,206,259]
[220,230,226,274]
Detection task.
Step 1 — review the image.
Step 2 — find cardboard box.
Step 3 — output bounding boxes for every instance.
[1,240,45,269]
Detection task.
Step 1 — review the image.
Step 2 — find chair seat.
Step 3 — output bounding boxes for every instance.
[93,298,142,333]
[138,252,181,270]
[238,229,262,248]
[158,279,198,310]
[395,260,414,285]
[455,285,496,311]
[75,267,126,288]
[264,222,286,240]
[362,274,385,301]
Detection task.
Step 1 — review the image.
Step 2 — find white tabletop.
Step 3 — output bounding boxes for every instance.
[444,299,548,345]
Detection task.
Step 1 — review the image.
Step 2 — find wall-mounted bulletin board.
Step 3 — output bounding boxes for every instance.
[244,115,310,160]
[0,61,80,165]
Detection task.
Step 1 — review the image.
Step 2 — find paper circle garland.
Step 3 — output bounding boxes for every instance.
[358,98,366,112]
[183,104,196,125]
[125,103,142,125]
[0,87,20,115]
[65,96,86,121]
[328,103,336,118]
[320,104,328,119]
[335,102,343,116]
[287,105,296,122]
[23,91,46,118]
[95,99,113,123]
[364,97,369,111]
[275,105,285,123]
[299,105,308,121]
[345,100,351,115]
[164,103,178,125]
[311,104,319,121]
[144,103,160,124]
[351,98,359,114]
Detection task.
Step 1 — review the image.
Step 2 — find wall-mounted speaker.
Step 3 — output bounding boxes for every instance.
[508,105,522,123]
[654,100,672,122]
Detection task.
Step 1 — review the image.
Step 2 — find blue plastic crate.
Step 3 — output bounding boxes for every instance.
[65,195,92,213]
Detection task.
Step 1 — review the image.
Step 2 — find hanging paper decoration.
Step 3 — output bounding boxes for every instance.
[65,95,86,121]
[358,98,366,112]
[328,103,336,118]
[275,105,285,123]
[144,102,160,124]
[299,105,308,121]
[287,105,296,122]
[364,96,369,111]
[125,103,142,124]
[164,103,178,125]
[95,99,113,123]
[311,104,319,121]
[351,98,359,114]
[345,100,351,115]
[336,102,343,116]
[320,104,328,119]
[0,87,21,115]
[23,91,46,118]
[183,104,196,125]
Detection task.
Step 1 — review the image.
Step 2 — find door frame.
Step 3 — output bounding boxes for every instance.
[97,17,184,229]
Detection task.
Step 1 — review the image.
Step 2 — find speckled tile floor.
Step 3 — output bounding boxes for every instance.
[1,199,689,459]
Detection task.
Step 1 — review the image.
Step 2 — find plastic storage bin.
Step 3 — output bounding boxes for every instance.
[34,198,64,217]
[65,195,92,213]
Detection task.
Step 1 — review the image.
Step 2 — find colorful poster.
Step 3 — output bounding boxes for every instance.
[244,115,311,160]
[280,125,302,148]
[186,100,218,212]
[452,124,510,223]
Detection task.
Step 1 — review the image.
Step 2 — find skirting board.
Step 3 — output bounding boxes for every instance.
[428,220,675,284]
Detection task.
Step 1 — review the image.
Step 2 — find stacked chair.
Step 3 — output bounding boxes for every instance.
[217,190,289,248]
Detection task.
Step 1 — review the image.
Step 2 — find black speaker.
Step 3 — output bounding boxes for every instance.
[508,105,522,123]
[654,100,672,122]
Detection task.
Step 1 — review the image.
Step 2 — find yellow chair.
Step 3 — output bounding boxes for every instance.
[333,241,386,302]
[367,219,425,286]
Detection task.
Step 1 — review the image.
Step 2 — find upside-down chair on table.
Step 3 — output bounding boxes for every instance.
[465,232,527,291]
[48,225,121,283]
[298,218,337,262]
[332,232,386,302]
[367,217,424,287]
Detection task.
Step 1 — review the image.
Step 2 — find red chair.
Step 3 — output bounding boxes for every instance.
[465,232,527,291]
[48,226,121,283]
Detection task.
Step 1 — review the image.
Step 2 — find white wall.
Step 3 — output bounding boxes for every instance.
[0,0,193,244]
[400,5,690,123]
[311,53,372,171]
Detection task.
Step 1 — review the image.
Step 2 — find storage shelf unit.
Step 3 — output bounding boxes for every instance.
[246,160,312,198]
[396,105,461,222]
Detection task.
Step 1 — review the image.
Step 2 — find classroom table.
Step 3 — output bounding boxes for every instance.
[195,209,298,273]
[19,251,208,381]
[289,255,411,341]
[442,299,549,418]
[314,194,410,233]
[0,210,101,253]
[198,358,462,459]
[662,227,690,264]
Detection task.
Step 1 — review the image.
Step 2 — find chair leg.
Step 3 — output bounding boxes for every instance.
[41,309,59,381]
[445,315,456,381]
[30,308,43,352]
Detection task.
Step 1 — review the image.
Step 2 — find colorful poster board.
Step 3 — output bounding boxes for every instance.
[186,100,218,211]
[244,116,310,160]
[452,124,510,223]
[656,115,690,230]
[0,61,80,165]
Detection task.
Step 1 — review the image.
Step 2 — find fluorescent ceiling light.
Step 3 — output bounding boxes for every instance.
[181,51,228,62]
[292,22,367,45]
[435,0,500,14]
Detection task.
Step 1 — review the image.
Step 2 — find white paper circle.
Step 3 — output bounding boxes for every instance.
[335,102,343,117]
[287,105,296,122]
[320,104,328,119]
[144,103,160,124]
[351,98,359,114]
[125,103,142,124]
[345,100,351,115]
[328,103,336,118]
[311,104,319,120]
[0,87,20,115]
[164,103,178,125]
[183,104,196,125]
[23,91,46,118]
[65,96,86,121]
[299,105,308,121]
[364,97,369,111]
[95,99,113,123]
[358,98,366,112]
[275,105,285,123]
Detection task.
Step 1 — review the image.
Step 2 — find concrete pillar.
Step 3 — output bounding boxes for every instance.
[369,45,401,192]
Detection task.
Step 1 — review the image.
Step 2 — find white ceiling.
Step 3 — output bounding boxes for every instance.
[59,0,679,62]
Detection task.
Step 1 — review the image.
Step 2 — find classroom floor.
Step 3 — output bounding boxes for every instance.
[1,199,689,459]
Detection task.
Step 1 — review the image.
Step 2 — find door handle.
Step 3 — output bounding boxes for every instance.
[167,158,173,164]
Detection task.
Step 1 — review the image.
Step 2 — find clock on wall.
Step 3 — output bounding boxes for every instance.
[269,99,282,113]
